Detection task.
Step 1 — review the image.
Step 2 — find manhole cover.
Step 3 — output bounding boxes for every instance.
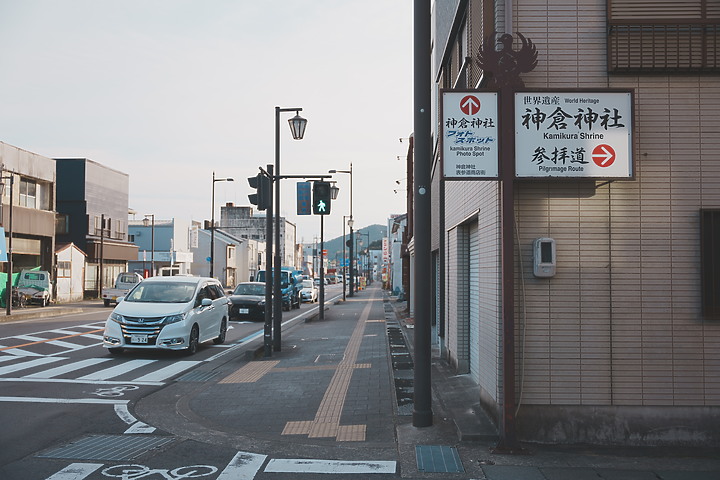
[37,435,174,461]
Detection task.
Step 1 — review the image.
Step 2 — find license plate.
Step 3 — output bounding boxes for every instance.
[131,334,148,344]
[238,308,249,314]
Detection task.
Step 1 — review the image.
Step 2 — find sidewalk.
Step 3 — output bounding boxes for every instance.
[0,299,105,322]
[136,283,720,479]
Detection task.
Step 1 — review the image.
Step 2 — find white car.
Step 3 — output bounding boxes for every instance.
[102,276,230,355]
[300,279,318,303]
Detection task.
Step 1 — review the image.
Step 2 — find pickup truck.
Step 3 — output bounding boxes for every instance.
[102,272,143,307]
[255,267,302,311]
[17,270,52,307]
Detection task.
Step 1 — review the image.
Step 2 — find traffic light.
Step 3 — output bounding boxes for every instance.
[248,174,270,211]
[313,181,332,215]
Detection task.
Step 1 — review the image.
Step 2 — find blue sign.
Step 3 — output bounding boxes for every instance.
[0,227,6,262]
[297,182,311,215]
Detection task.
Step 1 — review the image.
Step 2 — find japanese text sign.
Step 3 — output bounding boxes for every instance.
[515,92,633,178]
[442,91,499,179]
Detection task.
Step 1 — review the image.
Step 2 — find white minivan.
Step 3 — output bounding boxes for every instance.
[102,276,230,355]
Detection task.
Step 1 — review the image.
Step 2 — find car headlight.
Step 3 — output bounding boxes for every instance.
[163,313,186,325]
[109,312,124,324]
[258,300,265,306]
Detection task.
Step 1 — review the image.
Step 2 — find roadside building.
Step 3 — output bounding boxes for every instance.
[423,1,720,446]
[127,218,193,277]
[54,243,86,303]
[219,203,299,269]
[0,142,56,274]
[56,158,137,297]
[191,228,264,288]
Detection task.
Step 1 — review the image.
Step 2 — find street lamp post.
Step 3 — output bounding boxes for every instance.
[357,230,370,289]
[342,215,350,301]
[142,214,155,277]
[211,172,234,279]
[329,164,352,295]
[347,218,354,296]
[1,174,14,315]
[274,107,307,351]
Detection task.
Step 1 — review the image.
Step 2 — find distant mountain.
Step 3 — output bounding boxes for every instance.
[303,224,387,266]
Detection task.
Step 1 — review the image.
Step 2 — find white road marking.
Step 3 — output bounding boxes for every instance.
[114,404,156,434]
[0,356,63,374]
[23,358,112,379]
[0,346,43,356]
[216,451,267,480]
[130,360,200,382]
[0,396,128,405]
[0,377,163,386]
[264,458,397,474]
[77,359,155,381]
[45,463,103,480]
[15,334,85,350]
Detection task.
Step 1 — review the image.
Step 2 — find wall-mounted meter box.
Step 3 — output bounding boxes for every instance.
[533,237,556,278]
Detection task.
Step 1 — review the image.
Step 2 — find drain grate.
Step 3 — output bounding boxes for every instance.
[176,370,219,382]
[37,435,174,461]
[415,445,464,473]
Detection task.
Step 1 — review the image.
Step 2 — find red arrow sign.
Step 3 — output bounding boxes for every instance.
[592,144,615,167]
[460,95,481,115]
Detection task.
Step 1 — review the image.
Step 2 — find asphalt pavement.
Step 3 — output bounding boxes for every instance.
[4,286,720,479]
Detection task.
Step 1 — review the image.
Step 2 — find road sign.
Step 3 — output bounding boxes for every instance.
[441,90,499,179]
[460,95,481,115]
[592,144,615,167]
[297,182,311,215]
[0,227,6,262]
[515,91,633,178]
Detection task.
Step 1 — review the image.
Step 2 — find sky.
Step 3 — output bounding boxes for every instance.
[0,0,412,242]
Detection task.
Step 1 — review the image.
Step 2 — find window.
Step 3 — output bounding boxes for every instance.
[58,261,71,278]
[19,178,37,208]
[701,209,720,317]
[608,0,720,73]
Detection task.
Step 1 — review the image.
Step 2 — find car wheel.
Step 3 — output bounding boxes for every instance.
[103,300,111,307]
[213,318,227,345]
[185,325,199,356]
[40,297,47,307]
[108,347,124,355]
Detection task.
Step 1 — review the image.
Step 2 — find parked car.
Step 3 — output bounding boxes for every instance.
[17,270,52,307]
[255,267,302,311]
[102,272,143,307]
[102,276,229,355]
[228,282,266,321]
[300,279,318,303]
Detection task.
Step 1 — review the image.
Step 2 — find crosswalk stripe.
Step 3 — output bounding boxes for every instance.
[23,358,113,379]
[264,458,397,474]
[15,335,86,350]
[131,360,200,382]
[77,359,156,381]
[0,345,43,356]
[0,357,64,375]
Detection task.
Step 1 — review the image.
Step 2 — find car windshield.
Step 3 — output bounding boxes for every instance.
[125,282,197,303]
[233,284,265,296]
[302,280,313,288]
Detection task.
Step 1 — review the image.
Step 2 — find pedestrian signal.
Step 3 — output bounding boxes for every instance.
[313,181,332,215]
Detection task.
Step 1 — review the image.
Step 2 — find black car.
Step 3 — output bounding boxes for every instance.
[228,282,266,321]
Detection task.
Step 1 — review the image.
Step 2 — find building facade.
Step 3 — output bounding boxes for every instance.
[430,0,720,446]
[0,142,56,275]
[219,203,298,269]
[56,158,137,295]
[127,218,194,277]
[191,228,264,287]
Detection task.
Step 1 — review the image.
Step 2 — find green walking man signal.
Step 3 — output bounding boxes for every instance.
[313,181,332,215]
